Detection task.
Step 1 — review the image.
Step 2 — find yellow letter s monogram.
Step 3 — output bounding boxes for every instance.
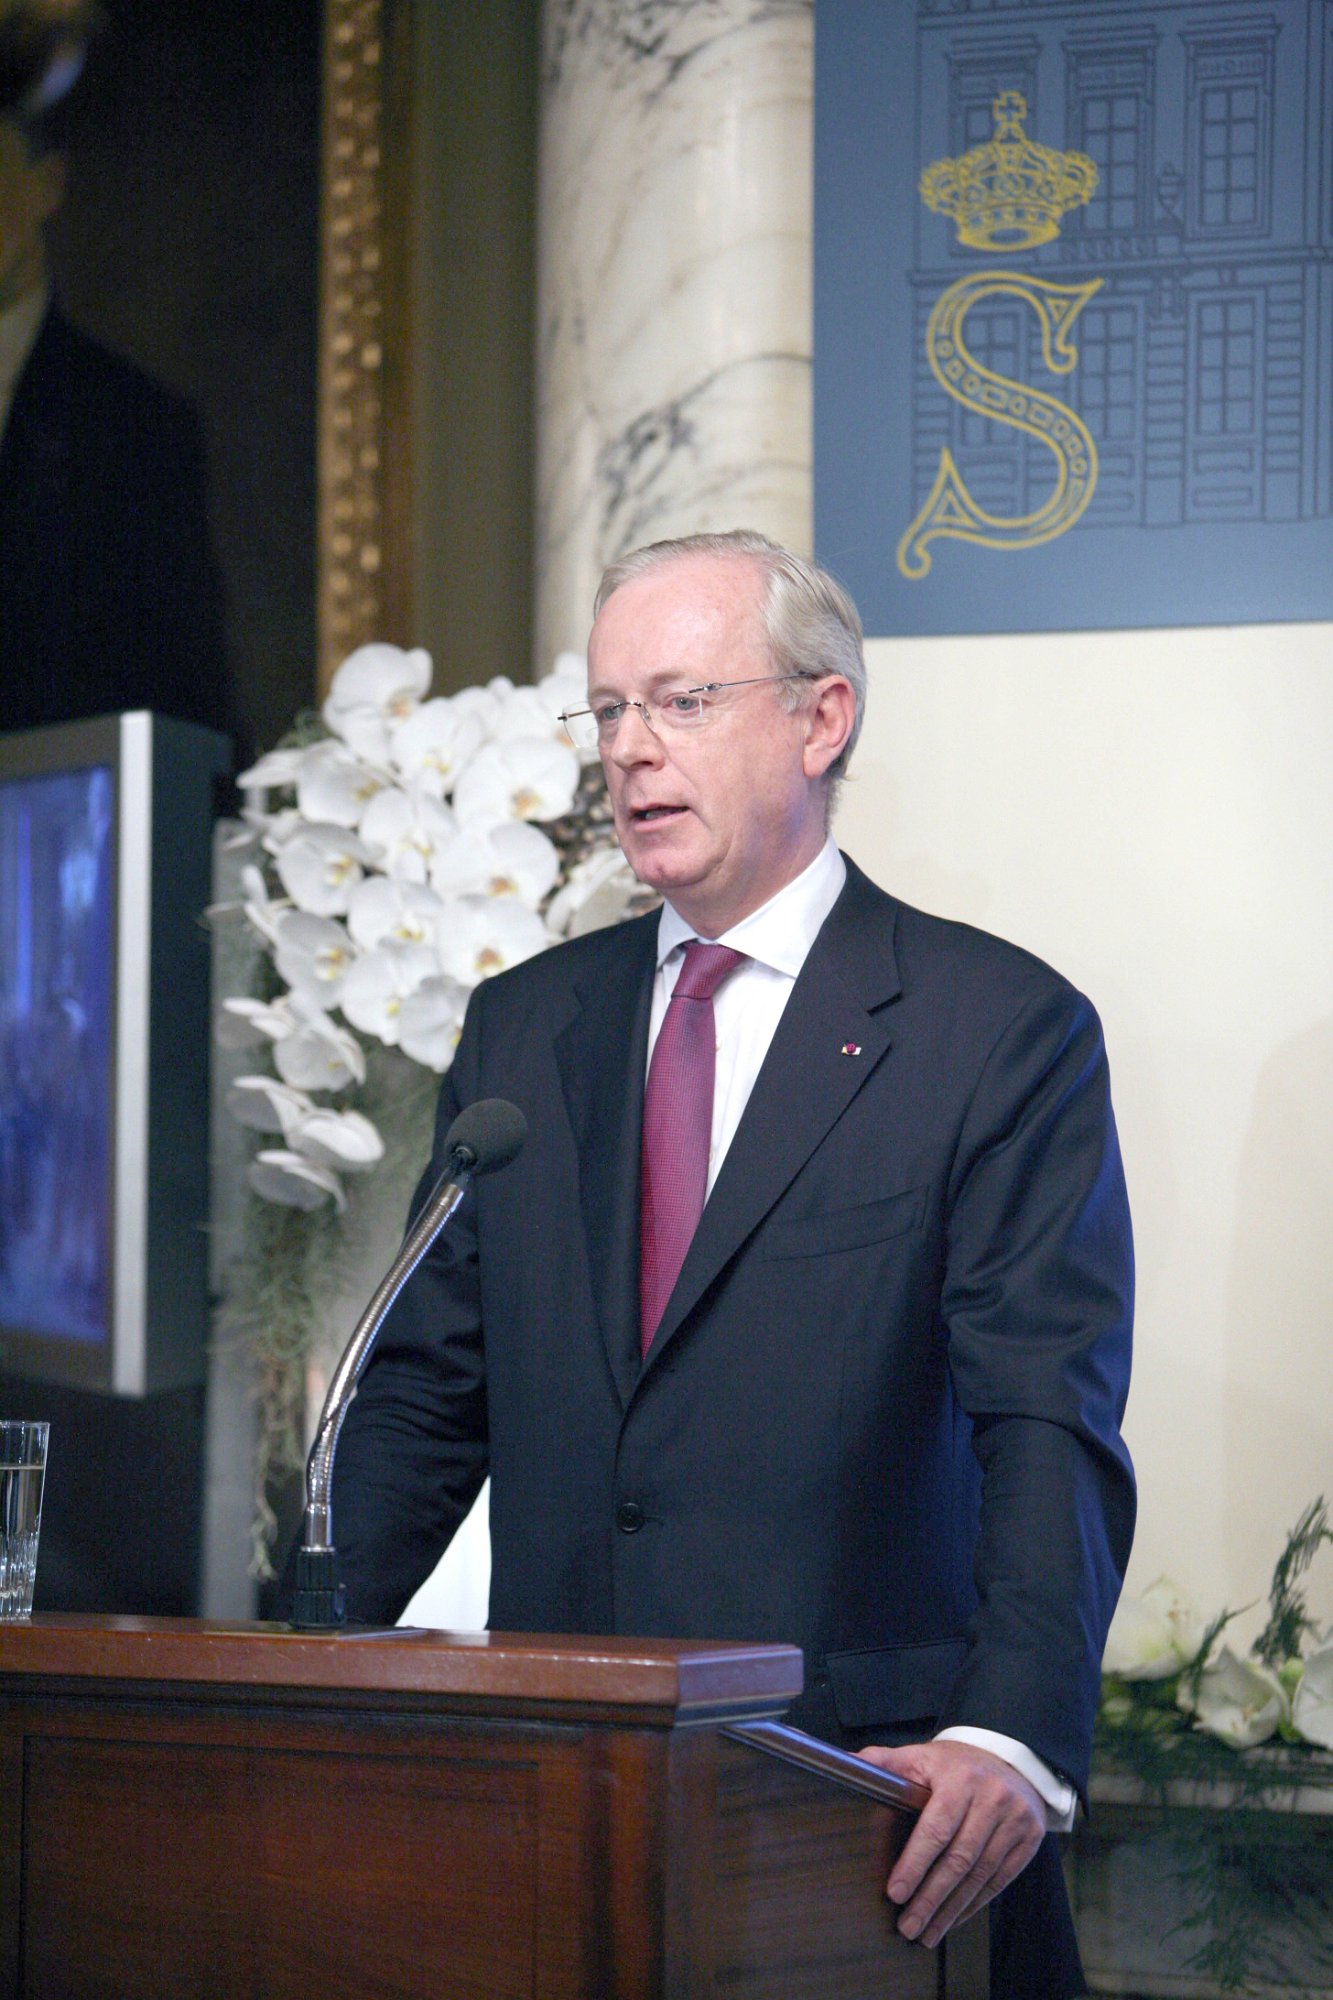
[897,273,1104,580]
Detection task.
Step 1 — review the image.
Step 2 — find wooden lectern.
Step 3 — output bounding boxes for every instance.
[0,1616,987,1998]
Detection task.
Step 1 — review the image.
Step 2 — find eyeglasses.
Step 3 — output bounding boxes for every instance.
[558,673,815,753]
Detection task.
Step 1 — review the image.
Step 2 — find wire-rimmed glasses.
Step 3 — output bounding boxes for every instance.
[558,673,815,753]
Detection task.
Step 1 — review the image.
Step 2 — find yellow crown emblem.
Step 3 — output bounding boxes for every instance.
[919,92,1098,251]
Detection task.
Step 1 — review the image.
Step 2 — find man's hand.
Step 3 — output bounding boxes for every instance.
[857,1739,1045,1948]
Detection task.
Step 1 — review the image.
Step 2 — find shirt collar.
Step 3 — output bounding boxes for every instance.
[655,835,847,976]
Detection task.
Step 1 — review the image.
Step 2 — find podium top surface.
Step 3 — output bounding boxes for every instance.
[0,1614,803,1719]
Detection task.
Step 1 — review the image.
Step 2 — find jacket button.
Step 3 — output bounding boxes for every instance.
[616,1500,645,1534]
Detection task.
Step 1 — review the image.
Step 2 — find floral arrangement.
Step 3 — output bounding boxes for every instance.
[1094,1499,1333,1993]
[214,644,642,1569]
[1099,1497,1332,1752]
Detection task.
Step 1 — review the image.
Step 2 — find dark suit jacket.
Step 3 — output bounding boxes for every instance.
[0,306,231,739]
[335,859,1135,1801]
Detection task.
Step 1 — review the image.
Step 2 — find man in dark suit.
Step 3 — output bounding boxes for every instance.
[0,103,230,739]
[333,531,1135,1996]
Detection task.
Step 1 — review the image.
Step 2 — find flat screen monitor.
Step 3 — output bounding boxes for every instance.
[0,713,229,1394]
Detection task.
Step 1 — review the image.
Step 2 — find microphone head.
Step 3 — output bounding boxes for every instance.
[444,1097,527,1178]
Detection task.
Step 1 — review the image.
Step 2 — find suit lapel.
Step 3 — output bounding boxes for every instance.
[554,912,658,1407]
[640,863,904,1372]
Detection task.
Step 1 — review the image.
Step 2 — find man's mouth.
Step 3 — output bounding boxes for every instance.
[629,805,686,824]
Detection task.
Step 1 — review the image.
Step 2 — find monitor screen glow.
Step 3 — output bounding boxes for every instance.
[0,764,115,1352]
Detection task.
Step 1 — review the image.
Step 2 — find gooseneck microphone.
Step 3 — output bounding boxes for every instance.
[290,1097,527,1630]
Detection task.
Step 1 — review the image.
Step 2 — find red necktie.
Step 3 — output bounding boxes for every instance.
[640,941,747,1356]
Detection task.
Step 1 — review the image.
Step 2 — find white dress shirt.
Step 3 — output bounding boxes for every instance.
[651,835,1077,1830]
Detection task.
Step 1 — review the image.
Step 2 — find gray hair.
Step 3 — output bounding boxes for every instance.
[594,529,867,783]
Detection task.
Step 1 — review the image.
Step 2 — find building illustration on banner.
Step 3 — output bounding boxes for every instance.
[814,0,1333,633]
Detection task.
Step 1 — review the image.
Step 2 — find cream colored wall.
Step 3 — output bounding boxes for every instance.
[839,623,1333,1636]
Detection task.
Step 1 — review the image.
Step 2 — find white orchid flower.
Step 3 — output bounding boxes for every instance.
[215,995,295,1051]
[271,1003,366,1092]
[238,863,288,947]
[274,821,374,917]
[540,651,588,701]
[218,820,262,856]
[273,910,356,1008]
[1103,1576,1206,1682]
[346,875,444,952]
[430,821,560,908]
[236,746,306,795]
[258,806,303,853]
[323,643,433,764]
[287,1106,384,1173]
[389,697,489,797]
[295,740,389,829]
[449,678,512,736]
[249,1148,346,1212]
[358,784,457,884]
[1181,1646,1289,1748]
[488,684,571,745]
[1292,1645,1333,1750]
[339,938,441,1046]
[546,845,638,938]
[397,975,469,1071]
[435,893,549,985]
[226,1076,313,1137]
[452,736,579,828]
[540,652,598,763]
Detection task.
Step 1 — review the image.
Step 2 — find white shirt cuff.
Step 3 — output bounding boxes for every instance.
[934,1726,1078,1832]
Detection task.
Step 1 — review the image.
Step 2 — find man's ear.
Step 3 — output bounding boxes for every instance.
[801,676,856,780]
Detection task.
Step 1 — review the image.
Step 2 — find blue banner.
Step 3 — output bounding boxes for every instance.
[815,0,1333,633]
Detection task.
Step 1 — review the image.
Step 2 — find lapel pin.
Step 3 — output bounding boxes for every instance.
[840,1042,862,1057]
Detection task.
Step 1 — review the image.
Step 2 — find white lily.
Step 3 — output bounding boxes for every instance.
[346,875,444,952]
[287,1106,384,1173]
[323,642,433,764]
[295,740,388,829]
[249,1148,346,1211]
[339,938,441,1046]
[397,975,469,1071]
[1182,1646,1289,1748]
[226,1076,313,1137]
[546,845,638,938]
[430,821,560,908]
[271,1002,366,1092]
[273,910,357,1008]
[389,696,489,797]
[358,784,457,884]
[1103,1575,1206,1682]
[274,821,374,918]
[452,736,579,827]
[1292,1644,1333,1750]
[435,893,549,985]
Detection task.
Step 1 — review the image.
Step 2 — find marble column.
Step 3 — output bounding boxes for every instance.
[535,0,814,663]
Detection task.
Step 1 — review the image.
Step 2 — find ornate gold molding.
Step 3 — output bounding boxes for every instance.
[317,0,413,695]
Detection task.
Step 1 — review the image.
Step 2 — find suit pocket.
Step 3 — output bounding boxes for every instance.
[762,1186,926,1261]
[826,1638,968,1731]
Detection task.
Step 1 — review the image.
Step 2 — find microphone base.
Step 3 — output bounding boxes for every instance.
[289,1544,346,1630]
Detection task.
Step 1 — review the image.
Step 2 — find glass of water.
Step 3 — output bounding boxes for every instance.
[0,1421,49,1620]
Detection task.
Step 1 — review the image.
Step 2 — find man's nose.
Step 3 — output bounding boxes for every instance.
[605,702,663,766]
